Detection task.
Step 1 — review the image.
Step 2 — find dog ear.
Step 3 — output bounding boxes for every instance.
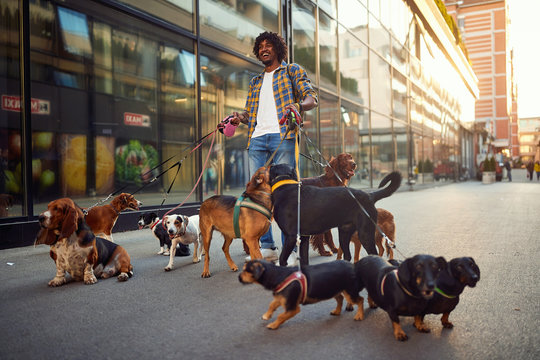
[34,227,58,246]
[324,157,337,176]
[435,256,447,271]
[398,258,413,285]
[60,205,79,239]
[251,261,265,280]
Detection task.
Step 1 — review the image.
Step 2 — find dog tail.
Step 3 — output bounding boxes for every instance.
[369,171,401,203]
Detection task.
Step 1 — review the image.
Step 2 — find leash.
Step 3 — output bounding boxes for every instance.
[299,128,405,259]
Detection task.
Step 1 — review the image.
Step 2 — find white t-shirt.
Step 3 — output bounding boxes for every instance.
[252,69,280,138]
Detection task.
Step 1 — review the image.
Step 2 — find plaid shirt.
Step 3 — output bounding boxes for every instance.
[244,61,318,148]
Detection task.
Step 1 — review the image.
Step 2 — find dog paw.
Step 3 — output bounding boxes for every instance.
[330,309,341,316]
[353,311,364,321]
[201,271,211,278]
[266,322,280,330]
[395,332,408,341]
[192,258,200,263]
[164,266,172,272]
[442,321,454,329]
[319,250,333,256]
[48,277,66,287]
[163,252,170,256]
[345,303,354,312]
[157,250,164,255]
[84,275,98,285]
[117,273,129,282]
[262,313,272,321]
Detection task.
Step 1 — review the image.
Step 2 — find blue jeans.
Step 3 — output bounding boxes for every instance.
[248,133,295,249]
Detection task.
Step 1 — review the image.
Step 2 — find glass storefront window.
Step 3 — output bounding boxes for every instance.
[338,26,369,107]
[342,101,370,188]
[338,0,368,44]
[200,0,279,60]
[319,0,337,18]
[1,0,22,218]
[369,51,391,116]
[118,0,194,32]
[292,0,316,81]
[318,91,340,160]
[392,69,407,122]
[394,120,408,176]
[200,45,260,196]
[369,14,390,61]
[319,10,338,92]
[370,112,393,183]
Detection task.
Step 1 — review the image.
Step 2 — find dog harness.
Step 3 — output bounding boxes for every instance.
[233,195,272,238]
[380,269,415,297]
[434,287,457,299]
[274,271,308,304]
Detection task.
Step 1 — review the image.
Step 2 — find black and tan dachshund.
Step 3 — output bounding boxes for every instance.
[269,164,401,267]
[417,256,480,329]
[239,259,364,329]
[354,254,447,341]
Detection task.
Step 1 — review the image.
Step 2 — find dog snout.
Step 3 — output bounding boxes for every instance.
[38,214,46,224]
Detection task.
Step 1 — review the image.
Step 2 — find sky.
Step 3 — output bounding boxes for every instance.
[508,0,540,118]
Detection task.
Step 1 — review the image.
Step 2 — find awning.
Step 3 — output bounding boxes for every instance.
[491,139,509,147]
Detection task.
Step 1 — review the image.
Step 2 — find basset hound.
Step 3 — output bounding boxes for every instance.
[35,198,133,287]
[84,193,141,242]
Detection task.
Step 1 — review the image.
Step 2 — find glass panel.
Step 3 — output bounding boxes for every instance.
[292,0,316,81]
[369,0,380,18]
[370,112,393,184]
[318,91,340,159]
[369,51,391,116]
[338,26,369,106]
[342,101,370,188]
[391,38,408,75]
[117,0,194,32]
[338,0,368,44]
[0,0,22,218]
[392,69,407,122]
[319,10,337,92]
[200,0,279,59]
[369,14,390,61]
[319,0,337,18]
[200,45,261,196]
[390,0,413,45]
[412,131,422,182]
[394,120,408,177]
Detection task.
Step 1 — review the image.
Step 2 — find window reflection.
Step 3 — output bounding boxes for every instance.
[319,91,340,159]
[370,112,393,183]
[342,101,370,188]
[338,0,368,44]
[292,0,316,80]
[370,51,391,116]
[338,26,368,106]
[319,11,337,91]
[117,0,193,32]
[200,0,278,59]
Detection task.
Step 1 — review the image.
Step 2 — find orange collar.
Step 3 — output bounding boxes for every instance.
[274,271,307,304]
[271,179,299,192]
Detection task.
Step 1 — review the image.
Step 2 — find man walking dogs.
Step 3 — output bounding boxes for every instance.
[230,31,318,264]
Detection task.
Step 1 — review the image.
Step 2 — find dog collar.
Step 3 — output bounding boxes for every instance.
[271,179,299,192]
[435,287,457,299]
[274,271,307,304]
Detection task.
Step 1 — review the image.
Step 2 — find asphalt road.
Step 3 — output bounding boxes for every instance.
[1,176,539,360]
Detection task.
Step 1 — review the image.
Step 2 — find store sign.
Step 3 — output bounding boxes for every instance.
[124,112,150,127]
[1,95,50,115]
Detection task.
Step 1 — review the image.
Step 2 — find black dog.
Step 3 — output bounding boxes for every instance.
[239,259,364,329]
[418,257,480,329]
[269,164,401,266]
[137,212,190,257]
[354,254,447,341]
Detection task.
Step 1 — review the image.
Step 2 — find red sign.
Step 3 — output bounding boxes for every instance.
[2,95,50,115]
[124,112,151,127]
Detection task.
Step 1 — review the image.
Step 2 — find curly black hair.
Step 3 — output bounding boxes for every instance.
[253,31,288,63]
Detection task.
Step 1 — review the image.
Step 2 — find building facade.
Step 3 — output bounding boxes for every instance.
[518,117,540,164]
[444,0,518,164]
[0,0,478,248]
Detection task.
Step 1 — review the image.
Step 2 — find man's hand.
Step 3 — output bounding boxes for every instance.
[231,111,247,126]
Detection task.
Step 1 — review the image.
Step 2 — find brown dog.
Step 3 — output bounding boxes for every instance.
[198,167,272,278]
[35,198,133,286]
[304,153,357,256]
[84,193,141,242]
[337,208,396,262]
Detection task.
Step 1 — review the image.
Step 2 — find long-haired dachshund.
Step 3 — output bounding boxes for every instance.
[198,167,272,278]
[303,153,357,257]
[354,254,446,341]
[269,164,401,267]
[84,193,141,242]
[239,259,364,329]
[417,256,480,329]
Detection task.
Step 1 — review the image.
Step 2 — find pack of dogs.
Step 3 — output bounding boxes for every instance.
[32,153,480,341]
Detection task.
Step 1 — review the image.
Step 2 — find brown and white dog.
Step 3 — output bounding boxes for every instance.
[35,198,133,286]
[304,153,357,256]
[84,193,141,242]
[163,214,202,271]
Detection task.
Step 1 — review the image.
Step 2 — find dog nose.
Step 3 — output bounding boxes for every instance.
[38,214,45,223]
[168,229,174,234]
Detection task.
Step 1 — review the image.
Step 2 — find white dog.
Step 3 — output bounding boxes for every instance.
[163,214,202,271]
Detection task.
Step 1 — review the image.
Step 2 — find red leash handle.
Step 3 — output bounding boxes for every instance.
[279,107,303,126]
[218,115,238,137]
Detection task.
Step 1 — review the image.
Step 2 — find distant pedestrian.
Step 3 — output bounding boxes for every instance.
[535,160,540,181]
[526,160,534,181]
[503,159,512,182]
